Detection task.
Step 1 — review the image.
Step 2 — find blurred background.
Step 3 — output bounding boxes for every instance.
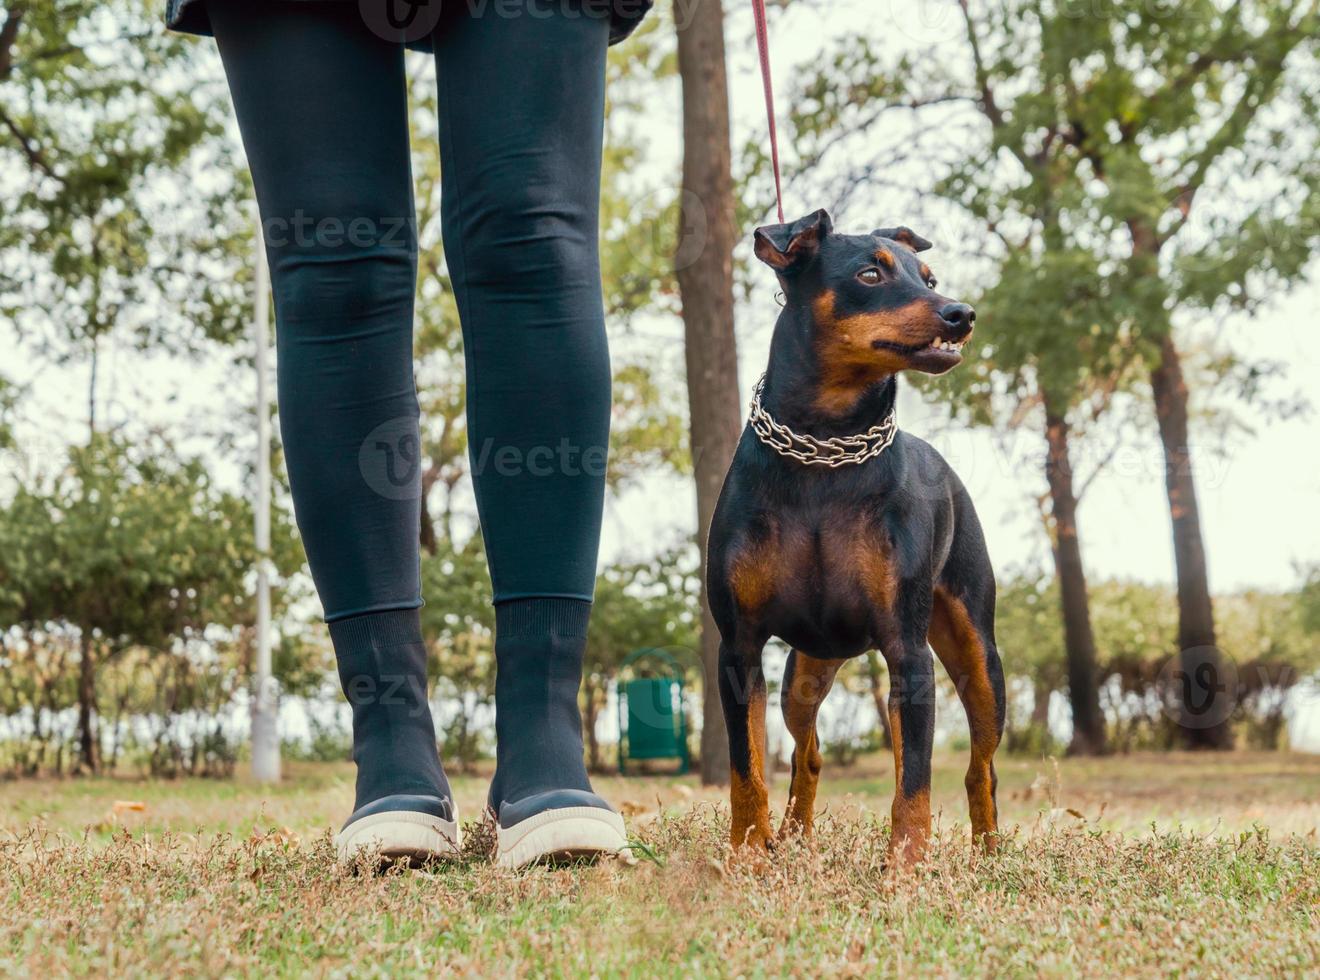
[0,0,1317,787]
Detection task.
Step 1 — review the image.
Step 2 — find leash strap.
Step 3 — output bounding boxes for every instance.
[751,0,785,224]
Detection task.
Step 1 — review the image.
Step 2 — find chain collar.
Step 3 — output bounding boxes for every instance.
[747,375,898,467]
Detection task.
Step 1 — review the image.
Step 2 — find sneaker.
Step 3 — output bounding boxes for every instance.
[334,794,462,866]
[491,789,626,869]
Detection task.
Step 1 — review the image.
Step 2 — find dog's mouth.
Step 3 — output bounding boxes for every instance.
[871,334,968,372]
[926,336,968,355]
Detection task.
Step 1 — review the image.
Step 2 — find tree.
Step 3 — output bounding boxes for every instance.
[674,0,742,786]
[0,434,302,771]
[0,0,251,433]
[1037,0,1320,748]
[790,0,1320,752]
[993,572,1067,753]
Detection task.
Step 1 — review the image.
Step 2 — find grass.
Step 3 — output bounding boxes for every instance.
[2,751,1318,976]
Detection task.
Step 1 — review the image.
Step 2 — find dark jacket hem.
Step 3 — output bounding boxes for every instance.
[165,0,652,51]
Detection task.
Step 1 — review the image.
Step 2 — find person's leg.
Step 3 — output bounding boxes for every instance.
[432,0,619,858]
[210,0,454,854]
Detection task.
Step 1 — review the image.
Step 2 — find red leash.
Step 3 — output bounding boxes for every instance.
[751,0,786,224]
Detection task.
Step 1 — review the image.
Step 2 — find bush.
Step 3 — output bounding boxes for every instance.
[282,716,353,764]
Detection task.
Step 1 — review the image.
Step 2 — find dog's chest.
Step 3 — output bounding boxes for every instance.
[729,512,897,657]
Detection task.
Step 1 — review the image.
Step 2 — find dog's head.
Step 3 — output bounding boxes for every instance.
[755,209,975,379]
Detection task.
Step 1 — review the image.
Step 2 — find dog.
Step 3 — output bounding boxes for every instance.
[707,209,1005,864]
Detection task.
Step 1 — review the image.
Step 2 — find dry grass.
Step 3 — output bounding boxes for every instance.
[2,751,1318,977]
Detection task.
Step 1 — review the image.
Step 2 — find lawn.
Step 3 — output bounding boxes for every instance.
[2,751,1318,976]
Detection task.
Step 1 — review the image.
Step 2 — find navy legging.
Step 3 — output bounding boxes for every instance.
[210,0,611,621]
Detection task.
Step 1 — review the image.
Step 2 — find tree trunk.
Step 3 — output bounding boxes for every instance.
[1150,334,1232,749]
[0,6,26,82]
[76,633,99,773]
[1043,405,1108,755]
[865,650,893,749]
[675,0,741,787]
[1031,681,1051,727]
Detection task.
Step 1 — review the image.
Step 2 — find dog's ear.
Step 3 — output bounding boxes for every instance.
[874,226,933,253]
[754,209,832,273]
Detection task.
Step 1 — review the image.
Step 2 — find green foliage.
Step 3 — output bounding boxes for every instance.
[281,715,354,764]
[0,375,18,451]
[419,534,497,771]
[995,570,1318,752]
[0,0,252,427]
[582,546,700,770]
[0,433,305,773]
[0,433,300,637]
[1296,564,1320,636]
[1218,586,1320,749]
[791,0,1320,421]
[588,546,701,676]
[600,16,681,320]
[609,362,693,483]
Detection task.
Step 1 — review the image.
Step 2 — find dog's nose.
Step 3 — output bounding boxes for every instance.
[938,303,976,339]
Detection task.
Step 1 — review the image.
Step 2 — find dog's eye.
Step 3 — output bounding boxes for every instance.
[926,277,938,289]
[857,268,882,285]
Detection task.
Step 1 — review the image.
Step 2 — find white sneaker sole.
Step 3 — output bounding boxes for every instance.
[495,806,628,870]
[334,808,462,865]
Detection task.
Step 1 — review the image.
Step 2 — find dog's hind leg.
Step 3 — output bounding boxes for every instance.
[928,584,1006,851]
[719,637,774,852]
[779,651,845,836]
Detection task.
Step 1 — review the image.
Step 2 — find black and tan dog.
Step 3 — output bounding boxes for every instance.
[708,209,1005,864]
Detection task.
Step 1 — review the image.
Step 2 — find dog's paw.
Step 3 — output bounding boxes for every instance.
[728,825,776,867]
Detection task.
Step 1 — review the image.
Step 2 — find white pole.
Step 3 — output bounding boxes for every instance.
[251,209,280,783]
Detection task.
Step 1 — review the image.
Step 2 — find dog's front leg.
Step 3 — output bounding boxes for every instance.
[881,640,936,866]
[718,637,773,852]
